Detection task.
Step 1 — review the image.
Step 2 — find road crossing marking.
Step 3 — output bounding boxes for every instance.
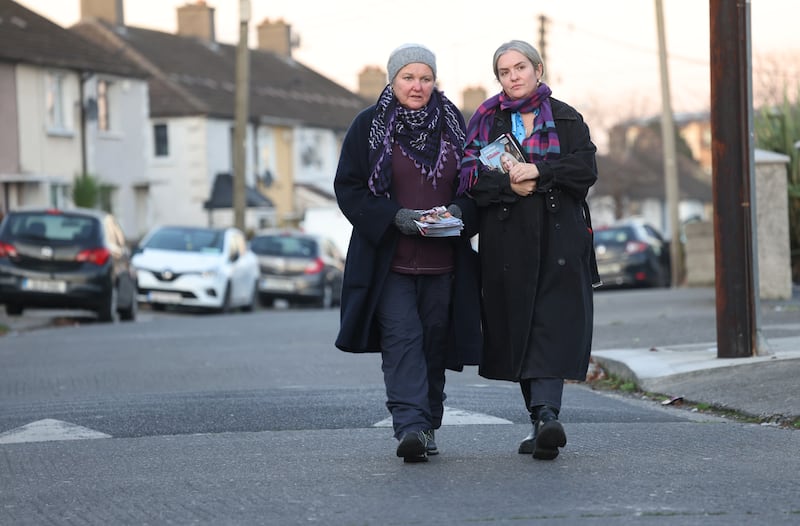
[0,419,111,444]
[373,406,512,427]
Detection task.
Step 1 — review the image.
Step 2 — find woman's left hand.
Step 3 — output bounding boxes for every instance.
[508,162,539,184]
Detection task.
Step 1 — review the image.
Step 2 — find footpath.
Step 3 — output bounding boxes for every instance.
[592,336,800,424]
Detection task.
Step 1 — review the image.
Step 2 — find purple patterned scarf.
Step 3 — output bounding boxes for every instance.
[368,85,466,197]
[457,82,560,195]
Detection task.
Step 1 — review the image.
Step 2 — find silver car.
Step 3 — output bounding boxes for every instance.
[250,230,344,308]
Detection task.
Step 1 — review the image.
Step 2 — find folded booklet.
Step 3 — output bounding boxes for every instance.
[413,206,464,237]
[479,132,526,173]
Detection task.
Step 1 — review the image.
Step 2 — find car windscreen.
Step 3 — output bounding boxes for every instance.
[3,212,99,244]
[144,228,224,253]
[250,236,317,258]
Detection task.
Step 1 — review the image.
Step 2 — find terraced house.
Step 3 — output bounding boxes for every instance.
[2,0,368,239]
[72,0,368,237]
[0,0,148,236]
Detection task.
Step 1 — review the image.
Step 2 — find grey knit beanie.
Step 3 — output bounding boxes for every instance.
[387,43,437,82]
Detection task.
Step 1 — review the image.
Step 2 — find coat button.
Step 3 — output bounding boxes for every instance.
[557,258,566,266]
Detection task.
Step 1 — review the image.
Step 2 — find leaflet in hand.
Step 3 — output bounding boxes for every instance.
[479,133,525,173]
[413,206,463,237]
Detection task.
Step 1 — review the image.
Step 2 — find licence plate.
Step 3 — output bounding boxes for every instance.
[598,263,621,274]
[22,278,67,293]
[148,291,183,304]
[260,277,295,292]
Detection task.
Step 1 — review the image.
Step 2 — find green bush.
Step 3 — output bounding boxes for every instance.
[72,173,99,208]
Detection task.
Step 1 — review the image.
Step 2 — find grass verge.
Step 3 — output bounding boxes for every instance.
[586,371,800,430]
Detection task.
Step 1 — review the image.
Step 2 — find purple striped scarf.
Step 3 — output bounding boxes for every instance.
[457,82,560,195]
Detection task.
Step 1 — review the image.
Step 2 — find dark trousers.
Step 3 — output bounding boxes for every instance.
[520,378,564,419]
[376,271,452,439]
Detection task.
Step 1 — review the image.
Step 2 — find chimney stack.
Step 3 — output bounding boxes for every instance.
[358,66,386,101]
[256,19,293,58]
[462,86,488,118]
[177,1,216,41]
[80,0,124,25]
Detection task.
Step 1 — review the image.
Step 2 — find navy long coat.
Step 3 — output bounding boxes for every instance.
[468,98,599,382]
[333,105,483,371]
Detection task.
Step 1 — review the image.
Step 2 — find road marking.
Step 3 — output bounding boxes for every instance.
[0,419,111,444]
[373,406,512,427]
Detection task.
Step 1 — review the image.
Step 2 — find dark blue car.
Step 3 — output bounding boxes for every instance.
[593,221,671,289]
[0,207,137,322]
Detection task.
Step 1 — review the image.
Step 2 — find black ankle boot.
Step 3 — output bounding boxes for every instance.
[518,413,536,454]
[532,406,566,460]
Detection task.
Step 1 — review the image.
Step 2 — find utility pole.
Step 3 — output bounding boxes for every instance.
[537,14,548,81]
[654,0,682,287]
[709,0,762,358]
[232,0,251,231]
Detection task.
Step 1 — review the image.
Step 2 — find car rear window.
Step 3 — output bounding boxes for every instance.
[144,228,224,253]
[251,236,317,258]
[594,227,633,244]
[3,212,99,243]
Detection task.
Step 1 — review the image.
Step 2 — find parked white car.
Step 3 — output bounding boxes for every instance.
[132,226,259,312]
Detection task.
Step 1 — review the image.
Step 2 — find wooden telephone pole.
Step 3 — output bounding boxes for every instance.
[654,0,682,287]
[232,0,251,231]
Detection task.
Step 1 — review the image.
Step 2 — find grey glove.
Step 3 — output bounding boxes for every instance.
[446,204,462,219]
[394,208,420,235]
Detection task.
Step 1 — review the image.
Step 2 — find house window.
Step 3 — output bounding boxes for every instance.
[45,72,67,132]
[153,123,169,157]
[97,79,111,131]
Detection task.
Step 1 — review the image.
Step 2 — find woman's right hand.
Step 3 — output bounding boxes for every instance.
[510,179,537,197]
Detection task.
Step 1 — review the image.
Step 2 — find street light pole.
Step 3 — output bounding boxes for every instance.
[232,0,251,232]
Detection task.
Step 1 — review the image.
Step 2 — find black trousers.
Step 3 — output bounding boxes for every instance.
[520,377,564,418]
[375,271,452,439]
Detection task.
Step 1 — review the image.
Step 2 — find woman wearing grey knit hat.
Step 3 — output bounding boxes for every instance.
[334,43,482,462]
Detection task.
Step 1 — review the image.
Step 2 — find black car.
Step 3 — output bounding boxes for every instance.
[593,221,671,289]
[249,230,344,308]
[0,207,137,322]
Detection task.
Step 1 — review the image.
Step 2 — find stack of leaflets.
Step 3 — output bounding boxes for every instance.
[413,206,463,237]
[479,132,526,172]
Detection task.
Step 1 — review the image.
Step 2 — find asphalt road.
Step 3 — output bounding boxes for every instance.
[1,289,799,525]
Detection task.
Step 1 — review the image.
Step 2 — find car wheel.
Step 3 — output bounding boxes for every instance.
[152,303,166,312]
[317,283,334,309]
[97,286,119,323]
[259,295,274,308]
[242,281,258,312]
[218,283,232,314]
[5,303,23,316]
[119,294,138,321]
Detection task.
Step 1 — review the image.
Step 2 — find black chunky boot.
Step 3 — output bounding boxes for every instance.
[518,412,536,454]
[532,406,566,460]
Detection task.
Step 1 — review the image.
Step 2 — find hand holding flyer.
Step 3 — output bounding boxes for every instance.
[413,206,464,237]
[479,133,526,173]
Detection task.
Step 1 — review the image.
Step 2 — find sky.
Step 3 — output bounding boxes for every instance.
[15,0,800,136]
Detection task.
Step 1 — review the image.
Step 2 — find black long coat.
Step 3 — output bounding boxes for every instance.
[333,105,483,371]
[468,98,599,382]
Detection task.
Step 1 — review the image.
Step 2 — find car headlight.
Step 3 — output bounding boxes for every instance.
[200,267,222,279]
